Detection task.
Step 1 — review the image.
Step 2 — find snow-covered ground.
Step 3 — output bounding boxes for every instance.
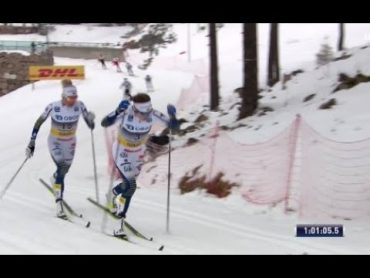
[1,24,370,254]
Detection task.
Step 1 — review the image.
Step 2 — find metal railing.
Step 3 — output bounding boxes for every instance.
[48,41,123,48]
[0,41,47,53]
[0,40,124,52]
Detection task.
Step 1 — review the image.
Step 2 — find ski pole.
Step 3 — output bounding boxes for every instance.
[166,130,172,234]
[91,129,100,203]
[0,157,28,200]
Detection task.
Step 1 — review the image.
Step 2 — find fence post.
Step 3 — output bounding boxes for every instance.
[284,114,301,213]
[208,121,220,182]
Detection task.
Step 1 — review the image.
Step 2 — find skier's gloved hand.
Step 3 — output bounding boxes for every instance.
[116,100,130,114]
[26,140,35,158]
[167,104,177,118]
[168,117,179,131]
[86,111,95,130]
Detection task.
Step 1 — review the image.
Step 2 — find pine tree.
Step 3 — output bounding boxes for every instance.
[316,39,334,66]
[267,23,280,87]
[338,23,345,51]
[209,23,220,111]
[239,24,259,120]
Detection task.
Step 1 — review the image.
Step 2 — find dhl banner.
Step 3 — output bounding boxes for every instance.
[29,65,85,80]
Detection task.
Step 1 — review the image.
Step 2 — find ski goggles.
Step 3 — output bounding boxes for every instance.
[133,101,153,115]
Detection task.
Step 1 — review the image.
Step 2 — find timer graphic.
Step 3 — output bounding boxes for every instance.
[296,224,344,237]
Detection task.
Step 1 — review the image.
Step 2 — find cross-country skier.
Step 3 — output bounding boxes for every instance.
[25,84,96,219]
[145,74,154,92]
[30,41,36,54]
[101,93,179,236]
[125,62,134,76]
[119,78,132,101]
[98,53,107,69]
[112,57,122,73]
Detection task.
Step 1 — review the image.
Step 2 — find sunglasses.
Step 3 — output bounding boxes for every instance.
[64,96,78,106]
[132,105,152,115]
[65,96,78,101]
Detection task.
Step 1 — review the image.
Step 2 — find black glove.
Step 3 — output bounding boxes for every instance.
[167,104,179,131]
[86,111,95,130]
[167,104,176,117]
[168,117,179,130]
[26,140,35,158]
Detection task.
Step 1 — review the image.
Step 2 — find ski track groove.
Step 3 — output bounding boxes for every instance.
[59,180,347,254]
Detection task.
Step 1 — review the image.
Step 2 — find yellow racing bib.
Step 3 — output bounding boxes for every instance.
[50,128,76,138]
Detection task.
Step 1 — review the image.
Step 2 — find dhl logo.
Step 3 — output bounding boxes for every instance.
[38,68,79,77]
[29,66,85,80]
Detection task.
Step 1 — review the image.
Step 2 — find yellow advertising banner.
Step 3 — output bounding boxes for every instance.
[29,65,85,80]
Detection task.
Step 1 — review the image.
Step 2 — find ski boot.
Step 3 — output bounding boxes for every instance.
[113,218,127,239]
[56,200,67,220]
[53,182,66,219]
